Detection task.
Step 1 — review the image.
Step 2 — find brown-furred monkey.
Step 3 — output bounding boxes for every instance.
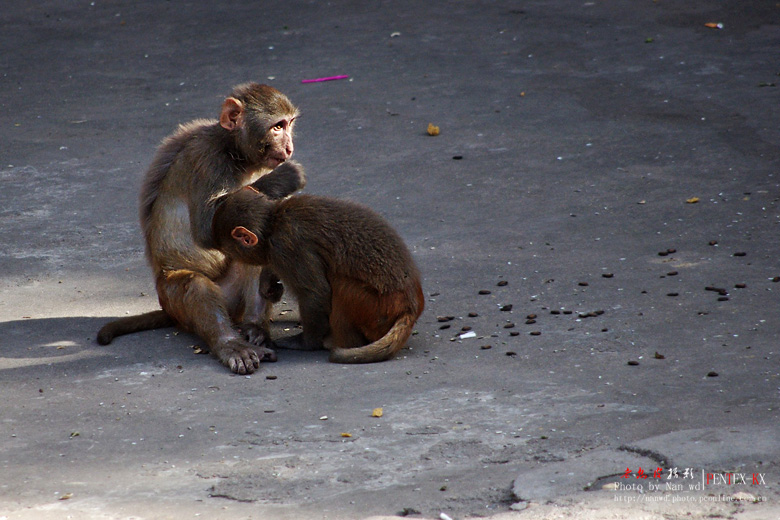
[212,187,425,363]
[97,82,304,374]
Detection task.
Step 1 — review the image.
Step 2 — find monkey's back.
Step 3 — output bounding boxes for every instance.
[140,119,235,278]
[270,195,420,294]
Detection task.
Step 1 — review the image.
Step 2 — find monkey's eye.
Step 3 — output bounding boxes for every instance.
[272,121,286,130]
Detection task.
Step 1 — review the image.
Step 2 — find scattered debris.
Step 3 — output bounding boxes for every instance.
[301,75,349,83]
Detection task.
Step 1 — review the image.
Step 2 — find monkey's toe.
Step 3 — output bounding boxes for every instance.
[220,340,261,374]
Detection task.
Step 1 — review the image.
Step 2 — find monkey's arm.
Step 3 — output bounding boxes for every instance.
[251,161,306,199]
[188,157,238,250]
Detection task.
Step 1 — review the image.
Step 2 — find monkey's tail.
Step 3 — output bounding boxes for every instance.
[328,313,416,364]
[97,310,175,345]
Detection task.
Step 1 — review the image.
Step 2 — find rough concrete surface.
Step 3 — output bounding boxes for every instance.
[1,1,779,519]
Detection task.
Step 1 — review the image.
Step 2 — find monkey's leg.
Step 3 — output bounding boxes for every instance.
[157,270,276,374]
[328,306,367,350]
[329,281,370,349]
[276,288,332,351]
[219,263,277,348]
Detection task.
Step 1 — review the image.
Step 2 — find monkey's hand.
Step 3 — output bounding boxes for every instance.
[235,322,272,346]
[251,160,306,199]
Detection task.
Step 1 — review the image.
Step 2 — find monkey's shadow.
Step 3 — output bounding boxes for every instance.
[0,316,147,377]
[0,305,324,378]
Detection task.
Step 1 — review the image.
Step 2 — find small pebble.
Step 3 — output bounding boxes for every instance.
[530,331,541,336]
[461,326,472,332]
[497,280,508,287]
[525,319,536,325]
[478,290,491,295]
[602,273,614,278]
[468,312,479,317]
[734,283,746,289]
[578,282,589,287]
[480,345,492,350]
[667,292,679,297]
[503,323,515,329]
[708,240,718,246]
[526,314,537,319]
[437,316,454,322]
[506,351,517,357]
[627,360,639,366]
[452,155,463,160]
[500,304,513,312]
[667,271,678,276]
[707,371,719,377]
[733,252,747,257]
[509,331,520,337]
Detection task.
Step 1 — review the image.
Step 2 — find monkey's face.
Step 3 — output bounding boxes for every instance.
[262,116,296,169]
[220,84,298,170]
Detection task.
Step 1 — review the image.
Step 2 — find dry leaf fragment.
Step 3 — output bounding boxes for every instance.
[59,493,73,501]
[686,197,700,204]
[371,408,383,418]
[341,432,352,438]
[427,123,440,136]
[704,22,724,29]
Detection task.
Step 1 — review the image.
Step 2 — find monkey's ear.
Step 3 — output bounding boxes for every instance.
[220,97,244,131]
[231,226,258,247]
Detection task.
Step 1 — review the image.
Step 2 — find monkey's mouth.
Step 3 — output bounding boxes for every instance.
[267,156,288,168]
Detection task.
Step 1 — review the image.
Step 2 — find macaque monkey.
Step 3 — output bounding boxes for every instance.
[97,83,304,374]
[211,187,425,363]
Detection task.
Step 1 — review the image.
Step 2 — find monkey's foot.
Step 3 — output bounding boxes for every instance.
[214,339,275,375]
[276,332,325,351]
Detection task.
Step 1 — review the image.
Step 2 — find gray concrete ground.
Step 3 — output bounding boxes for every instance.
[1,1,779,519]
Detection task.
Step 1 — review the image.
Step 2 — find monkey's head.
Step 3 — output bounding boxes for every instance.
[212,187,275,265]
[219,82,299,170]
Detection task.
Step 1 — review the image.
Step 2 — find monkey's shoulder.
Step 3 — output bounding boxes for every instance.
[279,194,388,223]
[271,194,417,283]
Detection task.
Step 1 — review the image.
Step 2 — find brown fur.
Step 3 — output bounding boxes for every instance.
[212,189,424,364]
[97,83,305,374]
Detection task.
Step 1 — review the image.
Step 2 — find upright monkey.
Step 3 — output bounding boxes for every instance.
[98,83,304,374]
[212,187,424,363]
